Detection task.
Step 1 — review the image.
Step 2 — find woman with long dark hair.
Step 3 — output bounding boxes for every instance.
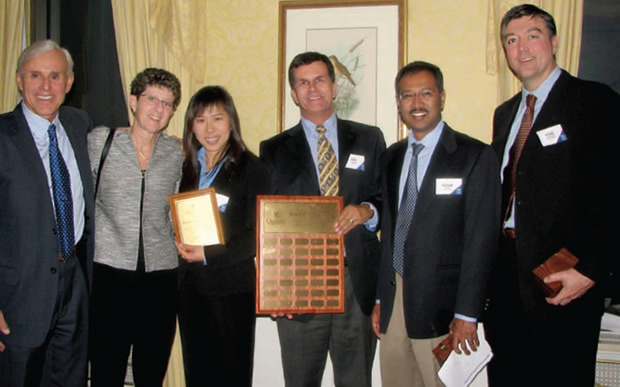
[176,86,270,386]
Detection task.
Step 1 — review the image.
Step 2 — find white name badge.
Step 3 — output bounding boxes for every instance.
[345,154,365,171]
[536,124,567,147]
[216,193,229,212]
[436,178,463,195]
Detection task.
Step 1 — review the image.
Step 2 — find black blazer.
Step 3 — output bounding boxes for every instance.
[0,104,95,347]
[491,70,619,314]
[178,151,271,296]
[259,119,385,315]
[377,124,500,338]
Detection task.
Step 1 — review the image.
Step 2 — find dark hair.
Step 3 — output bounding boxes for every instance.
[130,68,182,110]
[179,86,246,192]
[500,4,557,40]
[288,51,336,89]
[394,61,444,96]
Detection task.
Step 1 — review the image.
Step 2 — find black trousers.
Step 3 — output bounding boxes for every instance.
[89,263,177,387]
[178,283,256,387]
[484,237,603,387]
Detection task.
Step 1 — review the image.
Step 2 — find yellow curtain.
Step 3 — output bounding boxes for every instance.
[110,0,208,138]
[1,0,28,112]
[111,2,209,385]
[486,0,584,103]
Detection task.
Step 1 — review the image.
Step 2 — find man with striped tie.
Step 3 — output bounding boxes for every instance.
[0,40,94,386]
[373,61,500,387]
[260,51,385,387]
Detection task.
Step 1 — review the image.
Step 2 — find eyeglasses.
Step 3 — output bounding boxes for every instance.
[140,94,174,110]
[398,89,437,102]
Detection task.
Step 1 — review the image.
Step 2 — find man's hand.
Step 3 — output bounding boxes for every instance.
[270,313,294,319]
[334,204,373,235]
[545,268,594,306]
[371,304,381,338]
[0,310,10,352]
[449,318,478,355]
[175,242,205,263]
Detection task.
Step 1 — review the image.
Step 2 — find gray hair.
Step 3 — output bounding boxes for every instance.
[17,39,74,77]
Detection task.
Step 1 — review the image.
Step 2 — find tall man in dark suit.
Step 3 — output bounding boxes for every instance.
[484,5,620,386]
[0,40,95,386]
[372,61,500,387]
[260,51,385,387]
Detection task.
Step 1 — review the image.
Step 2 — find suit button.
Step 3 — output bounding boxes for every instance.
[390,280,396,286]
[52,228,57,235]
[50,267,57,274]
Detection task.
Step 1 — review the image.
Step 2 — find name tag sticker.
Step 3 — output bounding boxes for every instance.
[436,178,463,195]
[346,154,365,171]
[216,193,229,212]
[536,124,566,147]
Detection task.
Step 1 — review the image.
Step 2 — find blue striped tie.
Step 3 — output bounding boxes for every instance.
[48,124,74,260]
[393,143,424,276]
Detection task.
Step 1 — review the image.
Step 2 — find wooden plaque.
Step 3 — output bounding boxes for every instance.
[256,195,344,314]
[169,188,225,246]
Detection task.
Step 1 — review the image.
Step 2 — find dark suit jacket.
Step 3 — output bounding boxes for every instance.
[259,119,385,316]
[377,124,500,339]
[178,151,271,296]
[0,104,95,347]
[490,70,619,315]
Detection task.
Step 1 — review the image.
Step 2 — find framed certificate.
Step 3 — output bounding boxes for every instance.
[256,195,344,314]
[169,188,224,246]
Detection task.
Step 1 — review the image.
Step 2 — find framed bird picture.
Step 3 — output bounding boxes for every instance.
[278,0,406,144]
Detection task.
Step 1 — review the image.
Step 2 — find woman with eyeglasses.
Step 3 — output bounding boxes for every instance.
[87,68,183,386]
[175,86,270,386]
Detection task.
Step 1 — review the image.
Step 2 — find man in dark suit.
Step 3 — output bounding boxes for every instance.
[372,61,499,386]
[260,51,385,387]
[0,40,94,386]
[484,5,620,386]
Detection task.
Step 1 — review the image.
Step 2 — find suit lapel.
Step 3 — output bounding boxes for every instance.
[413,125,458,220]
[528,70,571,135]
[59,108,94,199]
[285,123,320,191]
[492,95,520,160]
[10,105,53,195]
[386,140,408,228]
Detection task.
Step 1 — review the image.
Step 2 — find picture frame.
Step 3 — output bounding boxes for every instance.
[278,0,407,144]
[169,188,225,246]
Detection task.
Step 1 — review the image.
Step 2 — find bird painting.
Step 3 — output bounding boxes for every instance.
[329,55,356,86]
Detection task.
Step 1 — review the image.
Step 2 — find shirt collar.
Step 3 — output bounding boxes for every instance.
[301,112,338,140]
[521,66,561,105]
[407,120,445,149]
[21,102,60,140]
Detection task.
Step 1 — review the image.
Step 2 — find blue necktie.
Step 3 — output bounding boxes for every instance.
[393,143,424,276]
[48,124,74,260]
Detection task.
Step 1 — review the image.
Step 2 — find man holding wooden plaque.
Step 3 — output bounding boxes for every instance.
[259,51,385,387]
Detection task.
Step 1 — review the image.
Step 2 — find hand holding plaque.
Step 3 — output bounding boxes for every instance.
[169,188,225,246]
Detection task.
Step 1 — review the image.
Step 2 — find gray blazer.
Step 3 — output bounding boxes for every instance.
[88,126,182,271]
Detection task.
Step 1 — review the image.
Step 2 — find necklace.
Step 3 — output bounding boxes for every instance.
[138,149,151,160]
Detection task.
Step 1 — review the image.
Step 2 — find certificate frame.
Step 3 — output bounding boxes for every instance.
[256,195,345,314]
[169,188,225,246]
[278,0,407,144]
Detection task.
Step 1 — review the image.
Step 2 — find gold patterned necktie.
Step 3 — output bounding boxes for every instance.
[316,125,339,196]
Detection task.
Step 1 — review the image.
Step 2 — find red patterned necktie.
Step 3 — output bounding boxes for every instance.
[503,94,537,228]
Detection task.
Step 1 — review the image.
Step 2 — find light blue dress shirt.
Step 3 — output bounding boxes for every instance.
[22,102,85,245]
